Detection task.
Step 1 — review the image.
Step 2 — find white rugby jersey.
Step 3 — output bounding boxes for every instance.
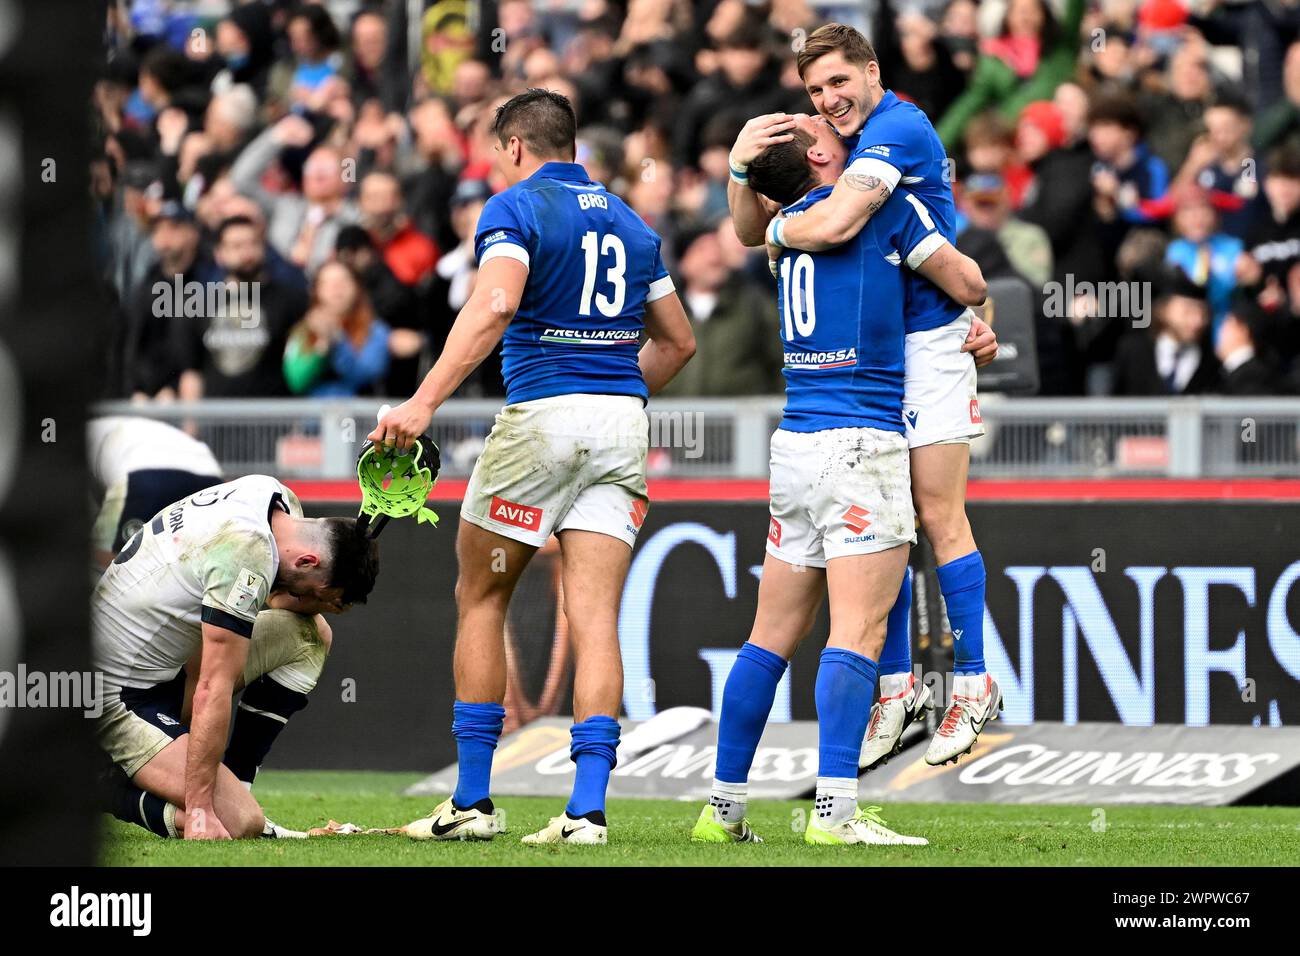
[92,475,303,691]
[87,416,222,495]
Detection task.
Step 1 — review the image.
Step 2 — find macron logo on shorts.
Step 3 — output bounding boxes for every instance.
[490,496,543,531]
[842,505,872,536]
[969,399,982,424]
[768,517,782,546]
[904,409,919,429]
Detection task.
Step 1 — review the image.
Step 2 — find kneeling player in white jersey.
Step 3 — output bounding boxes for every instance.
[93,475,378,839]
[370,90,694,845]
[693,114,988,847]
[729,24,1003,770]
[88,415,223,570]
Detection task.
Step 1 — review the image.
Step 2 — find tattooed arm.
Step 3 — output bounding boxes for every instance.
[770,168,895,251]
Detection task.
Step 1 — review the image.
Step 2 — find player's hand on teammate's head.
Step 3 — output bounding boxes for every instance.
[732,113,797,169]
[366,399,434,454]
[963,316,999,368]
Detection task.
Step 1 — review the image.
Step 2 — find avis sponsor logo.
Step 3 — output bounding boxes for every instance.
[50,886,151,936]
[767,517,782,547]
[957,744,1280,789]
[969,399,982,424]
[489,496,542,531]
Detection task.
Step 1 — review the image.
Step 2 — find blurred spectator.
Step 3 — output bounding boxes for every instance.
[1019,94,1109,284]
[1256,42,1300,155]
[658,227,783,397]
[1239,146,1300,363]
[1174,91,1259,239]
[230,115,361,274]
[958,171,1053,287]
[115,201,206,400]
[213,4,276,98]
[1163,185,1243,335]
[401,96,466,251]
[358,171,439,288]
[1112,268,1220,396]
[283,261,390,397]
[430,178,504,398]
[1216,296,1281,395]
[344,8,404,113]
[1087,95,1169,234]
[936,0,1086,148]
[1141,43,1214,176]
[873,0,965,121]
[963,112,1033,207]
[674,20,791,170]
[276,5,343,114]
[174,215,307,399]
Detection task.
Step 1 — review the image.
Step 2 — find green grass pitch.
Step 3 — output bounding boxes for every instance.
[99,770,1300,867]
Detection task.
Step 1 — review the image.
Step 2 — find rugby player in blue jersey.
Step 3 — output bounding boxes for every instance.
[370,90,696,845]
[728,23,1003,772]
[693,113,989,845]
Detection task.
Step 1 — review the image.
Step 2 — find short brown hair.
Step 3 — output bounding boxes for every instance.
[796,23,878,78]
[491,88,576,160]
[747,128,818,206]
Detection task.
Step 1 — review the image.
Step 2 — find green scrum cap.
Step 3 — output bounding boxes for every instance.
[356,429,441,539]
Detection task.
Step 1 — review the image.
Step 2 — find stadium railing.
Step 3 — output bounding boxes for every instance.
[93,396,1300,480]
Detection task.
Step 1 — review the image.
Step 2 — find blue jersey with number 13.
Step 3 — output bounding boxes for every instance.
[474,161,674,405]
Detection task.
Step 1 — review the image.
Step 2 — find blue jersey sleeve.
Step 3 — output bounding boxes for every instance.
[874,189,946,269]
[847,110,924,189]
[474,192,534,267]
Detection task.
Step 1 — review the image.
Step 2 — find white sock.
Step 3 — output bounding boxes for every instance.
[814,776,858,827]
[710,779,748,825]
[953,673,987,700]
[878,671,912,700]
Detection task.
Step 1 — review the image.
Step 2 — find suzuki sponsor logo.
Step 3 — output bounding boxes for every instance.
[627,498,649,534]
[489,496,542,531]
[841,505,872,536]
[958,743,1279,789]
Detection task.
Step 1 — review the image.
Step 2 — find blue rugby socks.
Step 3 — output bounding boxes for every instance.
[814,647,878,827]
[710,642,788,823]
[937,551,987,676]
[451,700,505,810]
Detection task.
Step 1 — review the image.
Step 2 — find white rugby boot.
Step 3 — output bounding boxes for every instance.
[404,797,502,841]
[521,810,607,845]
[925,673,1003,766]
[804,804,929,846]
[860,673,933,771]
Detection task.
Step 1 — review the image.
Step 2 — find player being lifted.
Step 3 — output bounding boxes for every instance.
[729,24,1002,769]
[370,89,695,845]
[93,475,378,839]
[694,114,988,845]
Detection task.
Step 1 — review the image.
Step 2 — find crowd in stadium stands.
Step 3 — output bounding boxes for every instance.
[94,0,1300,400]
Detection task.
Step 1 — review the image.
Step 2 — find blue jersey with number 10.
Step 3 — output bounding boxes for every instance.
[474,162,674,405]
[778,184,943,433]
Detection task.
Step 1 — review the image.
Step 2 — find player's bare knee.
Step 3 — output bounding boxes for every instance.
[237,802,266,839]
